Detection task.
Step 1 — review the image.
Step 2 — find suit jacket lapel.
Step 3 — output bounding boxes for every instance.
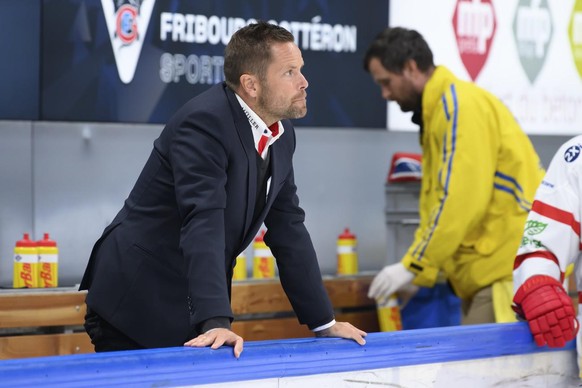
[251,143,280,229]
[225,87,257,236]
[265,144,279,209]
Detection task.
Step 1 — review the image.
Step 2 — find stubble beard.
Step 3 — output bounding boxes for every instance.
[286,100,307,119]
[258,88,307,121]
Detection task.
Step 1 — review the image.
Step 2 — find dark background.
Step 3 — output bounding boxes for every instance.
[0,0,388,127]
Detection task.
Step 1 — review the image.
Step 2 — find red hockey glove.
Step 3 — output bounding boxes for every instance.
[513,275,578,348]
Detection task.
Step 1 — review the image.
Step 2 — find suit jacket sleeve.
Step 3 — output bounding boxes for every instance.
[168,112,234,328]
[263,128,335,329]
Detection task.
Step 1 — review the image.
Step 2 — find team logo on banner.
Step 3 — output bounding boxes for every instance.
[452,0,497,81]
[513,0,553,84]
[101,0,156,84]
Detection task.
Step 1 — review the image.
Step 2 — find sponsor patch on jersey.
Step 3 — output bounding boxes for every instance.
[524,220,547,235]
[564,144,582,163]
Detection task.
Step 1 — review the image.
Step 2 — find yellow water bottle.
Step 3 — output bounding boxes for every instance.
[337,228,358,275]
[232,251,247,281]
[376,295,403,331]
[37,233,59,288]
[252,230,275,279]
[13,233,39,288]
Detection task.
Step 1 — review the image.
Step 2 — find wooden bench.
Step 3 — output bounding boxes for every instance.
[0,274,378,359]
[0,289,92,359]
[231,274,378,340]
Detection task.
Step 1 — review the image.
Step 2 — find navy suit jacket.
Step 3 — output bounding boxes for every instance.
[80,83,334,348]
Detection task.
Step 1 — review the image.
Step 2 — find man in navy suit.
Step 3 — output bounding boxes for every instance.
[80,21,367,357]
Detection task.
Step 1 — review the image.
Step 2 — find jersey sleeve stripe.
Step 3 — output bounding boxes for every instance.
[495,171,524,193]
[493,183,531,212]
[514,250,559,270]
[531,200,581,237]
[514,251,564,283]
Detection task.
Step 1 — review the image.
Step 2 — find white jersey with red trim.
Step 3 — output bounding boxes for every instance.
[513,135,582,290]
[513,135,582,375]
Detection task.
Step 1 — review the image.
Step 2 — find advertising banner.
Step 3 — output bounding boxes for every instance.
[389,0,582,135]
[42,0,388,128]
[0,1,40,120]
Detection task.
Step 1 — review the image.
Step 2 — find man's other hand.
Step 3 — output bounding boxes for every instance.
[315,321,367,345]
[184,328,244,358]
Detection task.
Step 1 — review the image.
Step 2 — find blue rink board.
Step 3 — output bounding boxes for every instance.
[0,322,574,387]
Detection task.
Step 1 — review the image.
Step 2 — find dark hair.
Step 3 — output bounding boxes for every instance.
[363,27,434,74]
[224,21,295,90]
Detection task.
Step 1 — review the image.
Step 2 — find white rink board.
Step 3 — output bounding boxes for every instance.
[196,350,578,388]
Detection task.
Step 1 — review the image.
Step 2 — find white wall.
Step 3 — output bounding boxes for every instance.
[0,120,570,287]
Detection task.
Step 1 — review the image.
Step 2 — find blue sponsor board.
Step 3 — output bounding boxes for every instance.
[41,0,388,127]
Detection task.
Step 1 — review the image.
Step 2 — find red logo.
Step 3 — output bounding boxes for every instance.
[40,262,54,287]
[258,257,271,278]
[115,4,138,45]
[20,263,34,288]
[452,0,497,80]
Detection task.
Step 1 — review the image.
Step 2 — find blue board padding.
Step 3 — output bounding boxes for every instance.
[0,322,574,387]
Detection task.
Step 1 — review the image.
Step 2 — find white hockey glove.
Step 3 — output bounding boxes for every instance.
[368,262,415,300]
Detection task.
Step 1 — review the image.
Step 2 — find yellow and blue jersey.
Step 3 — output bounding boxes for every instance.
[401,66,545,300]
